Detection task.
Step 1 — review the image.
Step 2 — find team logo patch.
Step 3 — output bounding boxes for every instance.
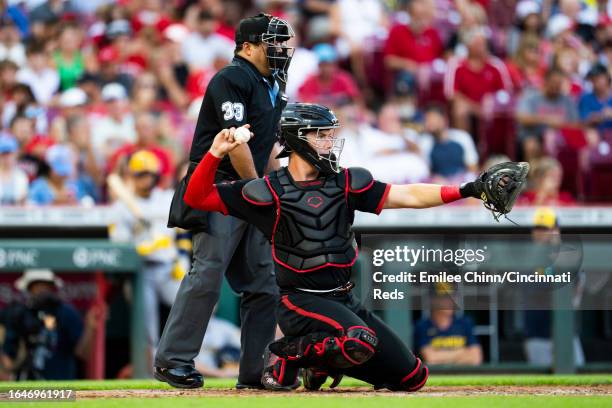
[307,196,324,208]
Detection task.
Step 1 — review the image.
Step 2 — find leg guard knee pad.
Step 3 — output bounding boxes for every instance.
[388,358,429,392]
[310,326,378,369]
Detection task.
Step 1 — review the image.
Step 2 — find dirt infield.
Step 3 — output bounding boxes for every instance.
[75,385,612,399]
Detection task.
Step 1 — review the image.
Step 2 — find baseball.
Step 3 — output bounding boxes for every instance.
[234,127,251,143]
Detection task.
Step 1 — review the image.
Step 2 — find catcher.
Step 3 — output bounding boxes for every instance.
[183,103,529,391]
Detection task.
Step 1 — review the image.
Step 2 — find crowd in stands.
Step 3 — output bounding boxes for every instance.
[0,0,611,207]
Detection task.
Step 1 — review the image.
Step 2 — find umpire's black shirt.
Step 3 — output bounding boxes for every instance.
[189,55,284,180]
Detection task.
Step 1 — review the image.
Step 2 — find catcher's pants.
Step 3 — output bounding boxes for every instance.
[277,291,424,388]
[155,212,278,384]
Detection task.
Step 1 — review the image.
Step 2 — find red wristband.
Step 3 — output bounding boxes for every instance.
[440,185,462,203]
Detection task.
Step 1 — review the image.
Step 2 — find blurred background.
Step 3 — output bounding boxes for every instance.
[0,0,611,381]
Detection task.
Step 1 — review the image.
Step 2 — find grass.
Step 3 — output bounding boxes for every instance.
[0,375,609,407]
[1,396,611,408]
[0,374,610,391]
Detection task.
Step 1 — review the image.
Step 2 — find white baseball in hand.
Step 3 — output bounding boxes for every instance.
[234,127,251,143]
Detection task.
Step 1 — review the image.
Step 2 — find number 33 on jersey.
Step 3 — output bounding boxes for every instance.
[221,101,245,121]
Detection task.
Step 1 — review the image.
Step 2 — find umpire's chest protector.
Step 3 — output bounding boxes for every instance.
[264,168,358,273]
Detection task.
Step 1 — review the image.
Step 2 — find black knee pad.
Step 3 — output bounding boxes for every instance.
[340,326,378,365]
[390,358,429,392]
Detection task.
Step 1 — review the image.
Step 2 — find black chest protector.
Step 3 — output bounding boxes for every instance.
[266,168,357,273]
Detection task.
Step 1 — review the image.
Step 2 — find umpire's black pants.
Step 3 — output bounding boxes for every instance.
[155,212,278,384]
[277,291,423,388]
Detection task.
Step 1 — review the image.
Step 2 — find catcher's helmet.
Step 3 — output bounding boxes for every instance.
[235,13,295,83]
[278,103,343,174]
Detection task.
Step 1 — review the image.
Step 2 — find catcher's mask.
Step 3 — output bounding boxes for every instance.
[235,14,295,84]
[277,103,343,174]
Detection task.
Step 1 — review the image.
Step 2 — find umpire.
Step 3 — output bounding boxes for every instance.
[155,13,295,389]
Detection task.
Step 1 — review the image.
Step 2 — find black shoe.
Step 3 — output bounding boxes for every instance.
[235,382,265,390]
[154,365,204,389]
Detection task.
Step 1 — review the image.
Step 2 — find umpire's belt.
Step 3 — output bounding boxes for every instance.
[295,282,355,296]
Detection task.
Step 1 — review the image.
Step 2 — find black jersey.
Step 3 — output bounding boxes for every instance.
[189,55,285,180]
[216,167,390,290]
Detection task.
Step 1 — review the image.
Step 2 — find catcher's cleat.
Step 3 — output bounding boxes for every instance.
[302,368,344,391]
[261,347,301,391]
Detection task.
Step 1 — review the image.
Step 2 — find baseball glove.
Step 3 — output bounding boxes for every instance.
[475,161,530,222]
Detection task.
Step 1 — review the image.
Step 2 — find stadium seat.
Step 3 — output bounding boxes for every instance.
[478,91,517,160]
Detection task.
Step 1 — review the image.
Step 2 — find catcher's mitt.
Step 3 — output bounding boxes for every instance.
[476,161,530,222]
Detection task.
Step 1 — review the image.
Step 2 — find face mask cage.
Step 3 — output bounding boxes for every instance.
[298,126,344,173]
[261,17,295,83]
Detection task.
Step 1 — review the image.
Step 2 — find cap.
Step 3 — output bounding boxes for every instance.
[60,88,87,107]
[129,150,160,174]
[15,269,63,291]
[516,0,541,20]
[46,144,74,177]
[163,23,189,43]
[0,132,18,153]
[547,14,573,38]
[313,43,338,63]
[533,207,559,229]
[102,82,128,102]
[235,13,271,45]
[106,19,132,39]
[98,46,119,64]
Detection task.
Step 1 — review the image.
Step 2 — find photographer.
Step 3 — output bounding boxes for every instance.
[0,270,98,380]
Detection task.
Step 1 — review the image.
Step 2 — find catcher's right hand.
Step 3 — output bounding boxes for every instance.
[461,162,530,221]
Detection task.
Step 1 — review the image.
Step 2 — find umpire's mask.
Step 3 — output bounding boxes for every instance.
[261,16,295,84]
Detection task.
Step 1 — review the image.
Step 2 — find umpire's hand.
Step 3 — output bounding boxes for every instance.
[210,125,253,159]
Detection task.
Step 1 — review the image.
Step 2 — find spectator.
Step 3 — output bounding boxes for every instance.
[516,68,579,162]
[446,1,489,59]
[52,23,86,91]
[298,43,362,107]
[0,269,97,380]
[66,115,100,202]
[0,59,19,99]
[329,0,388,91]
[90,83,136,161]
[507,0,544,57]
[519,157,575,205]
[445,27,513,132]
[106,112,175,188]
[506,34,547,91]
[181,10,234,71]
[28,144,92,206]
[578,63,612,132]
[384,0,443,94]
[414,283,483,366]
[361,103,430,184]
[90,45,134,93]
[418,104,479,181]
[0,20,26,66]
[0,133,29,205]
[16,42,60,106]
[285,33,319,102]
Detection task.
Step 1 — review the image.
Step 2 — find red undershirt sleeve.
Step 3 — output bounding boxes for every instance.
[183,151,229,215]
